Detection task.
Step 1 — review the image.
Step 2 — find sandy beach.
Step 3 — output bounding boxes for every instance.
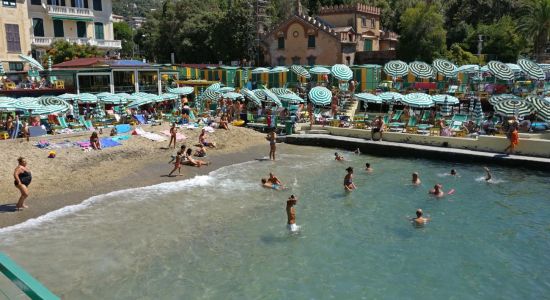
[0,124,269,228]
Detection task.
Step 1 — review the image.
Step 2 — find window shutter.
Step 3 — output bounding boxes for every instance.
[83,0,88,8]
[71,0,75,7]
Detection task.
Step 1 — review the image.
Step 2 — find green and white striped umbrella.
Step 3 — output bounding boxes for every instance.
[18,54,44,71]
[359,64,382,69]
[517,58,546,80]
[489,94,520,105]
[201,89,221,101]
[0,97,17,111]
[206,83,222,92]
[383,60,408,78]
[525,95,550,122]
[116,93,141,102]
[269,66,289,73]
[308,86,332,106]
[290,65,310,78]
[76,93,98,103]
[432,94,459,105]
[331,64,353,80]
[309,66,331,75]
[378,92,403,103]
[493,99,533,117]
[14,97,43,112]
[251,67,270,74]
[168,86,194,95]
[440,97,453,116]
[132,92,163,103]
[253,89,281,106]
[402,93,434,108]
[432,59,458,77]
[218,87,236,93]
[456,64,480,73]
[278,93,304,104]
[270,88,295,96]
[487,61,514,81]
[37,96,68,107]
[240,88,262,106]
[0,63,5,75]
[223,92,244,101]
[161,93,179,101]
[354,93,383,104]
[58,93,78,101]
[473,99,483,120]
[409,61,435,79]
[33,96,70,115]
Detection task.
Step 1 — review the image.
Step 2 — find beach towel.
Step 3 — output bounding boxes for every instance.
[35,140,50,148]
[134,127,167,142]
[115,124,132,134]
[29,126,47,137]
[181,123,199,129]
[111,135,131,142]
[49,141,74,149]
[203,126,215,133]
[161,130,187,141]
[75,138,122,149]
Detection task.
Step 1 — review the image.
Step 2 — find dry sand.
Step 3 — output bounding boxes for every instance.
[0,124,269,228]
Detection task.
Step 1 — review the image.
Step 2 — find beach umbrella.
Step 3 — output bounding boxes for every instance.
[470,98,483,120]
[457,64,480,73]
[489,94,520,105]
[253,89,281,106]
[290,65,310,78]
[493,99,533,117]
[222,92,244,101]
[167,86,194,95]
[331,64,353,81]
[517,59,546,80]
[206,83,222,91]
[37,96,68,107]
[309,66,331,75]
[308,86,332,106]
[76,93,98,103]
[383,60,408,78]
[201,89,221,101]
[218,87,236,93]
[378,92,403,103]
[251,67,270,74]
[18,54,44,71]
[440,97,453,116]
[270,88,295,96]
[409,61,435,79]
[432,94,459,105]
[116,93,141,102]
[132,92,163,103]
[34,96,70,115]
[58,93,78,101]
[354,93,383,104]
[525,95,550,122]
[402,93,434,108]
[278,93,304,104]
[432,59,458,77]
[161,93,179,101]
[506,63,522,73]
[0,63,5,75]
[13,97,43,113]
[0,97,17,111]
[486,61,514,81]
[269,66,289,73]
[47,56,52,72]
[240,88,262,106]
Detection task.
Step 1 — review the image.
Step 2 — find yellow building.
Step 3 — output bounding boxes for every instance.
[0,0,32,72]
[27,0,121,60]
[261,3,398,66]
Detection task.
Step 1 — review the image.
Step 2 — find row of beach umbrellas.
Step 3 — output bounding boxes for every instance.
[252,64,354,81]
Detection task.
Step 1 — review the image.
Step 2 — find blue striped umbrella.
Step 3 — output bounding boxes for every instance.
[493,99,533,117]
[432,94,459,105]
[308,86,332,106]
[206,83,222,91]
[487,61,514,81]
[168,86,194,95]
[354,93,383,104]
[402,93,434,108]
[251,67,270,74]
[378,92,403,103]
[223,92,244,101]
[432,59,458,77]
[77,93,98,103]
[270,88,295,96]
[409,61,435,79]
[240,88,262,106]
[290,65,310,78]
[278,93,304,104]
[309,66,331,75]
[383,60,408,78]
[331,64,353,80]
[525,95,550,122]
[489,94,520,105]
[517,59,546,80]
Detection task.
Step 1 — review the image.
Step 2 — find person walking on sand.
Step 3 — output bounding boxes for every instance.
[267,130,277,160]
[504,119,519,154]
[344,167,356,191]
[286,195,299,232]
[168,150,183,177]
[168,123,177,149]
[14,157,32,210]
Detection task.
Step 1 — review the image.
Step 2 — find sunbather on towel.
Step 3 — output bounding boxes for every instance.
[90,131,101,150]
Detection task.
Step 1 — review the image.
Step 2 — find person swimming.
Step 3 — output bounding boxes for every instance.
[365,163,373,172]
[261,178,283,190]
[286,195,299,232]
[412,172,421,185]
[450,169,457,176]
[267,172,282,186]
[412,209,430,224]
[344,167,356,191]
[334,152,344,161]
[484,167,492,181]
[429,184,444,197]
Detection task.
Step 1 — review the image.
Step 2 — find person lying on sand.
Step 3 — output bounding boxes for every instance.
[183,148,210,167]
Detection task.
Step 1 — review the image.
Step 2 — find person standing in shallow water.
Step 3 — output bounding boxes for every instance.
[267,130,276,160]
[286,195,298,232]
[14,157,32,210]
[344,167,356,191]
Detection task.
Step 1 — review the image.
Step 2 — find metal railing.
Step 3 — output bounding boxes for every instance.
[31,37,121,49]
[46,5,93,17]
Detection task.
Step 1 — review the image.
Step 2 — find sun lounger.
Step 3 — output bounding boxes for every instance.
[420,111,431,123]
[133,114,147,125]
[405,115,418,134]
[391,110,403,122]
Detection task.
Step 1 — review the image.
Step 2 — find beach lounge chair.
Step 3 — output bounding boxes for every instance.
[405,115,418,134]
[391,110,403,122]
[59,116,83,130]
[79,116,94,131]
[420,111,431,123]
[133,114,147,125]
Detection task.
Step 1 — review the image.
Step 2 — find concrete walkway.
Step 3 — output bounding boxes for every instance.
[284,134,550,170]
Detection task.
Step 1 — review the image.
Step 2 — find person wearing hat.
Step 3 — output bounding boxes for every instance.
[286,195,299,232]
[344,167,356,191]
[412,209,430,224]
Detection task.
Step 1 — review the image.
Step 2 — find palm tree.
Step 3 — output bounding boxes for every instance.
[518,0,550,61]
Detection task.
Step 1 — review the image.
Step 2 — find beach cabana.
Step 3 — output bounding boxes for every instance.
[351,65,381,92]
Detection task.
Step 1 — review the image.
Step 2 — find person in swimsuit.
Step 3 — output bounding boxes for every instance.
[412,209,430,224]
[90,131,101,150]
[168,150,183,177]
[365,163,373,172]
[504,119,519,154]
[286,195,298,232]
[194,144,207,157]
[371,116,384,141]
[450,169,457,176]
[412,172,421,185]
[267,130,276,161]
[183,148,210,167]
[169,145,186,164]
[199,129,216,148]
[168,123,177,149]
[334,152,344,161]
[219,114,230,130]
[483,167,492,181]
[344,167,356,191]
[261,178,283,190]
[267,173,282,186]
[307,101,314,130]
[14,157,32,210]
[429,184,444,197]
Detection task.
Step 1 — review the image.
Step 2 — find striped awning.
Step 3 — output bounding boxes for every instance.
[487,61,514,80]
[354,93,383,104]
[383,60,408,78]
[517,58,546,80]
[493,99,533,117]
[409,61,435,79]
[402,93,434,108]
[331,64,353,81]
[308,86,332,106]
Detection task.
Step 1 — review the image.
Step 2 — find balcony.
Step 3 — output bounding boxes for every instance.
[31,37,122,49]
[46,5,94,20]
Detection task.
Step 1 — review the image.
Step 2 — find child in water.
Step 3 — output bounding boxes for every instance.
[334,152,344,161]
[286,195,299,232]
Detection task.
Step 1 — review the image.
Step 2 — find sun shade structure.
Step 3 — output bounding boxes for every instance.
[201,90,221,101]
[308,86,332,106]
[270,88,295,96]
[525,95,550,122]
[432,59,458,77]
[309,66,331,75]
[0,97,17,111]
[402,93,434,108]
[354,93,383,104]
[18,54,44,71]
[378,92,403,103]
[251,67,270,74]
[76,93,98,103]
[517,59,546,80]
[58,93,78,101]
[432,94,459,105]
[278,93,304,104]
[383,60,408,78]
[331,64,353,80]
[456,65,480,73]
[240,88,262,106]
[487,61,515,81]
[493,99,533,117]
[489,94,520,105]
[167,87,194,95]
[409,61,435,79]
[290,65,310,78]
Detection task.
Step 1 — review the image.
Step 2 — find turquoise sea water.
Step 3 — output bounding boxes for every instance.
[1,146,549,299]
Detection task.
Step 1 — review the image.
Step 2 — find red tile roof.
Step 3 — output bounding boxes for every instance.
[53,57,104,68]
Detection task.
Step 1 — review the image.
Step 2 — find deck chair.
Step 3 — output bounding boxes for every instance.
[391,110,403,122]
[405,115,418,134]
[420,111,431,123]
[79,116,94,131]
[60,116,83,130]
[450,120,464,131]
[133,114,147,125]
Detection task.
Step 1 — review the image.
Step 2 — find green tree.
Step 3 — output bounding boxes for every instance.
[212,0,256,62]
[45,40,102,64]
[396,2,447,62]
[467,16,523,62]
[445,43,479,65]
[113,22,134,58]
[517,0,550,60]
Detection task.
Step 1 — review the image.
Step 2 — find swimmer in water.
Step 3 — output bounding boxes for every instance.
[354,148,361,155]
[429,184,444,197]
[412,209,430,224]
[267,172,282,186]
[450,169,457,176]
[344,167,356,191]
[412,172,421,185]
[334,152,344,161]
[261,178,284,190]
[286,195,298,232]
[484,167,492,181]
[365,163,373,172]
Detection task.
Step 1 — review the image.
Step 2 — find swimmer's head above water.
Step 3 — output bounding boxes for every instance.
[450,169,457,175]
[287,195,297,206]
[416,209,423,218]
[346,167,353,173]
